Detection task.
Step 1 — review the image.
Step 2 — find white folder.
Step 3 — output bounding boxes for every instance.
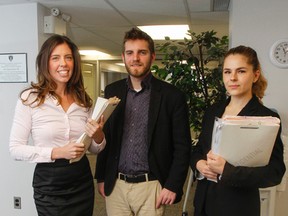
[211,116,280,167]
[69,96,120,163]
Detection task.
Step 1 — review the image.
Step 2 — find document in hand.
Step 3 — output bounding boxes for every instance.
[211,116,280,167]
[69,96,120,163]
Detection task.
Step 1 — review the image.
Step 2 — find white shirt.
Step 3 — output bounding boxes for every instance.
[9,91,105,163]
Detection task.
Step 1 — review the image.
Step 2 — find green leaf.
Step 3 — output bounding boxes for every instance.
[153,30,228,136]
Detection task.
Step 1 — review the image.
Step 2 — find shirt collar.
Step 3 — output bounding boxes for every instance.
[126,72,152,91]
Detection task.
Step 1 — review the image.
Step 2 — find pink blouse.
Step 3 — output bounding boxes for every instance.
[9,92,105,163]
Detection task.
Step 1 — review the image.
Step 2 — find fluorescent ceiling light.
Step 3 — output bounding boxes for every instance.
[138,25,189,40]
[115,63,125,67]
[79,50,110,58]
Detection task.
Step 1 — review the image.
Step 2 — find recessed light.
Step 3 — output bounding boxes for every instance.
[138,25,189,40]
[79,50,110,57]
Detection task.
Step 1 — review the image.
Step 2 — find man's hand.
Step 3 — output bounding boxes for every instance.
[97,182,106,198]
[156,188,176,208]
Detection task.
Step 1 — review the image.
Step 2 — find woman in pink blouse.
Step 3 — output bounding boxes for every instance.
[9,35,105,216]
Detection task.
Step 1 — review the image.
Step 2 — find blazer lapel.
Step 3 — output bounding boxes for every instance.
[238,95,259,116]
[147,77,162,146]
[111,80,127,150]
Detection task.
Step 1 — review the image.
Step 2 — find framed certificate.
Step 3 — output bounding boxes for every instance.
[0,53,28,83]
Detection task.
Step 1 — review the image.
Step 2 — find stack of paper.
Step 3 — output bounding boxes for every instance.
[211,116,280,167]
[69,96,120,163]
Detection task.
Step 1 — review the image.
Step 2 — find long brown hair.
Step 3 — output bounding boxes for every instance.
[21,34,92,109]
[224,45,267,99]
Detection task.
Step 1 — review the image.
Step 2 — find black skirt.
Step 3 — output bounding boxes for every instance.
[33,155,95,216]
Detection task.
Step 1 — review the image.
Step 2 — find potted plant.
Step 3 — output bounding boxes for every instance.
[152,30,228,137]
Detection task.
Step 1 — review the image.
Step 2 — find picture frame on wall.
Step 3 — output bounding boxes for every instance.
[0,53,28,83]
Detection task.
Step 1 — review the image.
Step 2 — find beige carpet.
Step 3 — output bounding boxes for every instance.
[88,154,195,216]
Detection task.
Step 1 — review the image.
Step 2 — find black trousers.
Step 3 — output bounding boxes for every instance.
[33,156,94,216]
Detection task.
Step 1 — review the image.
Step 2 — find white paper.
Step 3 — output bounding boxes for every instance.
[91,97,109,120]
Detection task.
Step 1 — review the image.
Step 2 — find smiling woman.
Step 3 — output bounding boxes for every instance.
[49,43,74,97]
[9,34,107,216]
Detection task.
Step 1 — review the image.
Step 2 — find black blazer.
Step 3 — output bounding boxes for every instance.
[95,75,191,203]
[190,95,286,216]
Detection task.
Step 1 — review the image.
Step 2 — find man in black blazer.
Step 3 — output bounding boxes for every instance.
[95,28,191,215]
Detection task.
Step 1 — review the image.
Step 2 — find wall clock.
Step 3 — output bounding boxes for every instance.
[269,39,288,68]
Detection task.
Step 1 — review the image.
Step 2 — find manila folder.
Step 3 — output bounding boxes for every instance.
[211,116,280,167]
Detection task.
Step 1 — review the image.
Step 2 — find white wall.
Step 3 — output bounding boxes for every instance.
[0,3,49,215]
[230,1,288,215]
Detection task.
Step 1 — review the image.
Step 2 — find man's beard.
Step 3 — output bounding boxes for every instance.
[125,60,152,78]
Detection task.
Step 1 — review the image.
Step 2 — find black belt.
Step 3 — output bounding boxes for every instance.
[118,173,157,183]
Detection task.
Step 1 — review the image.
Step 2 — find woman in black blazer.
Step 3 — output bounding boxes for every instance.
[190,45,286,216]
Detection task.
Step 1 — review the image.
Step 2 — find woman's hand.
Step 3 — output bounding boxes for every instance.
[51,142,85,160]
[85,116,105,143]
[206,150,226,175]
[196,159,218,181]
